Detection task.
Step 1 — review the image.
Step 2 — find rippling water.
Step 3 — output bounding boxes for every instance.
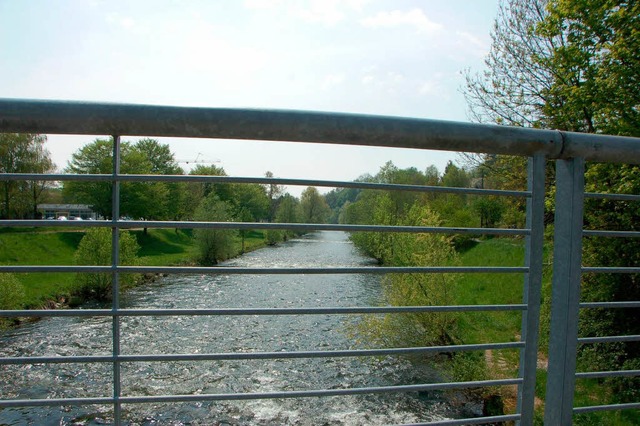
[0,232,470,425]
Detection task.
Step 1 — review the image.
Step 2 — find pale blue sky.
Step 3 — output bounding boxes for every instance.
[0,0,499,194]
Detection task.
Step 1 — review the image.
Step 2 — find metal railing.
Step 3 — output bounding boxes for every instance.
[1,99,639,425]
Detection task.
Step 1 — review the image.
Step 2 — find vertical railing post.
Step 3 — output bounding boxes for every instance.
[517,153,546,425]
[544,157,585,425]
[111,135,122,425]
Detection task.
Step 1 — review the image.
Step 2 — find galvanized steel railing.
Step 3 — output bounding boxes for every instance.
[544,158,640,424]
[1,99,639,425]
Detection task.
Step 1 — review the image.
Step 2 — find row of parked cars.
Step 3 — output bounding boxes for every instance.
[45,216,92,221]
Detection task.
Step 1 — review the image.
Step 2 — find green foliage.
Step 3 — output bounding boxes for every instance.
[579,163,640,400]
[355,204,460,348]
[64,138,184,220]
[0,273,25,310]
[73,228,140,301]
[0,273,25,328]
[193,194,237,265]
[299,186,331,224]
[0,133,55,219]
[275,194,301,240]
[464,0,640,414]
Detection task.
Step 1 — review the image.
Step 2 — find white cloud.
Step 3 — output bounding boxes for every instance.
[360,8,442,34]
[322,73,346,90]
[293,0,346,26]
[106,13,136,30]
[418,74,451,100]
[455,31,489,58]
[243,0,284,10]
[361,75,375,85]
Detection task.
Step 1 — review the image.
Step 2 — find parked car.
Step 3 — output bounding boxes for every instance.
[57,216,68,221]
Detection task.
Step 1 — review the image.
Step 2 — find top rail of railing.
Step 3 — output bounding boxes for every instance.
[2,98,640,164]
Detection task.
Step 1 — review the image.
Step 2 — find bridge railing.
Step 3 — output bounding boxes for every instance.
[1,99,639,425]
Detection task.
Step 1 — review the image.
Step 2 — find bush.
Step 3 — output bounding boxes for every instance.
[73,228,140,301]
[193,195,237,265]
[265,229,282,246]
[354,205,460,348]
[0,273,25,328]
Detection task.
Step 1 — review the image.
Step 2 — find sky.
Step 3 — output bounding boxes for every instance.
[0,0,499,196]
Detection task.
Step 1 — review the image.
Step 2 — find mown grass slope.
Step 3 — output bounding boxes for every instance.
[0,227,267,307]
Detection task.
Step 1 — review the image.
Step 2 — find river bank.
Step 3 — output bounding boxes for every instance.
[0,231,479,425]
[0,227,270,314]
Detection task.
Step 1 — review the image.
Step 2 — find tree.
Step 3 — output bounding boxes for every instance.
[193,194,237,265]
[464,0,640,405]
[229,183,269,252]
[73,228,140,301]
[299,187,331,224]
[183,164,230,219]
[463,0,557,127]
[539,0,640,135]
[355,205,459,347]
[275,193,300,240]
[64,138,181,223]
[264,171,284,221]
[0,133,55,219]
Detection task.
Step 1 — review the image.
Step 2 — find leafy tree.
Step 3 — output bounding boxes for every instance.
[424,165,440,186]
[231,183,269,252]
[64,138,182,222]
[264,171,284,221]
[299,187,331,224]
[325,187,360,223]
[275,194,300,240]
[464,0,640,403]
[193,194,236,265]
[133,138,186,222]
[183,164,230,219]
[0,133,55,219]
[64,139,114,218]
[463,0,557,127]
[440,161,470,188]
[355,205,459,347]
[73,228,140,301]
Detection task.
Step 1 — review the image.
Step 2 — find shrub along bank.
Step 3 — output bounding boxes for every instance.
[0,226,268,314]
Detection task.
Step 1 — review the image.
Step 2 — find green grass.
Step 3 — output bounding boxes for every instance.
[453,238,640,425]
[449,237,548,417]
[133,228,197,266]
[452,237,528,344]
[0,227,269,308]
[0,228,85,306]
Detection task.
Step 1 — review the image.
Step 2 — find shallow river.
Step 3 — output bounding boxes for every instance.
[0,231,475,425]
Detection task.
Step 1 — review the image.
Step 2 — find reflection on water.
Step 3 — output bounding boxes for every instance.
[0,232,470,425]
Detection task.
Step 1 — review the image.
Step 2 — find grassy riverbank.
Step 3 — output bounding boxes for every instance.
[0,227,268,309]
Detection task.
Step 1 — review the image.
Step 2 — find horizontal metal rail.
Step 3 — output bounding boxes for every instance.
[580,301,640,309]
[573,402,640,414]
[0,98,564,157]
[0,219,530,236]
[584,192,640,201]
[0,378,523,408]
[583,230,640,238]
[412,414,522,425]
[0,342,524,365]
[578,335,640,344]
[0,304,527,318]
[575,369,640,380]
[2,98,640,163]
[0,265,528,274]
[0,173,529,198]
[582,267,640,274]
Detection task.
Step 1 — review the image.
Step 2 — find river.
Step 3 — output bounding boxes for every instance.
[0,231,478,425]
